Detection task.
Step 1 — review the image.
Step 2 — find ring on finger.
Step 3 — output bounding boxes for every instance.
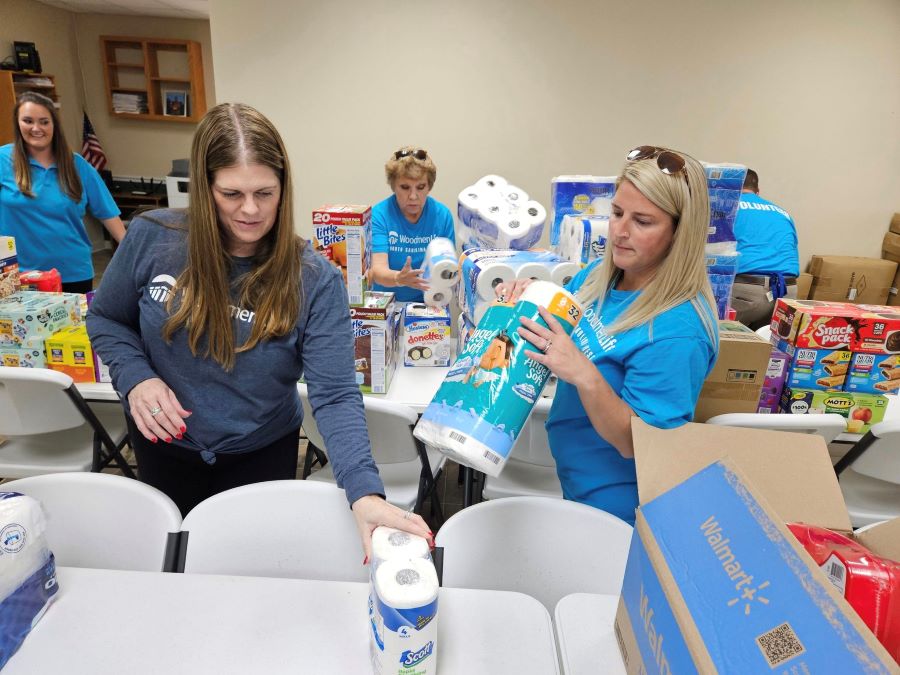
[542,338,553,353]
[149,406,162,417]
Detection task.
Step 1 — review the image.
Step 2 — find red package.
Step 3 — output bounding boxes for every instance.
[788,523,900,663]
[19,268,62,293]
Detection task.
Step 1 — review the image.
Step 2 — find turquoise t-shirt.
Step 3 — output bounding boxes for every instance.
[733,192,799,276]
[371,194,455,302]
[546,260,718,524]
[0,145,120,282]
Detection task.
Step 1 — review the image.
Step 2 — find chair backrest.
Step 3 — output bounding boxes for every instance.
[435,496,633,611]
[848,420,900,482]
[180,480,368,582]
[1,472,182,572]
[705,412,847,444]
[0,368,84,435]
[508,397,554,466]
[299,384,421,465]
[755,324,772,342]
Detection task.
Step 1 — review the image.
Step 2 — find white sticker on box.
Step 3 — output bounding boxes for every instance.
[820,553,847,596]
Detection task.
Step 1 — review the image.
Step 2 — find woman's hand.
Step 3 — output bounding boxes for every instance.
[493,278,532,303]
[351,494,433,563]
[517,305,596,387]
[395,256,429,291]
[127,377,191,443]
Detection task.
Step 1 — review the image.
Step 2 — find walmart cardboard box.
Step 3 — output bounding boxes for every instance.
[808,255,897,305]
[614,420,899,674]
[694,321,772,422]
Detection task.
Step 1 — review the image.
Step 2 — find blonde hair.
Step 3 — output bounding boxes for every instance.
[384,146,437,188]
[12,92,82,201]
[576,148,717,342]
[162,103,302,370]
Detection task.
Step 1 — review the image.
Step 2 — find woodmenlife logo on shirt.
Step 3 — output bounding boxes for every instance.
[147,274,256,324]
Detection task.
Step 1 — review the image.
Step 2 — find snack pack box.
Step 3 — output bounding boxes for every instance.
[757,350,790,413]
[312,204,372,306]
[780,387,888,434]
[0,336,45,368]
[0,236,19,299]
[773,339,851,391]
[0,291,71,345]
[351,292,397,394]
[402,304,453,367]
[769,298,862,350]
[845,352,900,394]
[851,306,900,354]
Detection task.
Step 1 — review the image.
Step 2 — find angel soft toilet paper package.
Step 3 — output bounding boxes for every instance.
[415,281,582,476]
[0,492,59,669]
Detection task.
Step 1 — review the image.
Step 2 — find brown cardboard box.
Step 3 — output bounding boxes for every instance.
[694,320,772,421]
[889,268,900,307]
[882,232,900,263]
[808,255,897,305]
[890,212,900,236]
[614,420,900,674]
[796,272,813,300]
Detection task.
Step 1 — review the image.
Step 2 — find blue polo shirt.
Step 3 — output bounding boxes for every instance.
[546,260,718,524]
[733,192,799,276]
[371,194,455,302]
[0,144,120,282]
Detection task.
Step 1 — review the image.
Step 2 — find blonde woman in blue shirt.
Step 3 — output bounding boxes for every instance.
[497,146,718,524]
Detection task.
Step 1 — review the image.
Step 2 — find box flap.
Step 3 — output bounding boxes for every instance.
[856,517,900,561]
[632,419,852,531]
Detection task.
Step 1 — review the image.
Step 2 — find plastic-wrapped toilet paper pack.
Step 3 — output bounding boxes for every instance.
[558,214,609,265]
[0,492,59,669]
[371,526,431,567]
[457,312,476,355]
[706,241,739,320]
[420,237,458,288]
[457,176,546,250]
[701,162,746,244]
[550,175,617,247]
[415,281,582,476]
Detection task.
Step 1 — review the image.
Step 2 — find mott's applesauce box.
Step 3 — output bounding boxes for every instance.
[312,204,372,306]
[772,339,851,392]
[845,352,900,394]
[780,387,887,434]
[351,292,398,394]
[402,304,453,367]
[0,291,71,346]
[0,236,19,298]
[0,335,46,368]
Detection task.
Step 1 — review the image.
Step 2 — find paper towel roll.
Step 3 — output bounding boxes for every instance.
[423,286,451,307]
[422,237,459,287]
[474,261,516,300]
[515,262,552,282]
[551,261,582,287]
[374,556,439,609]
[371,526,431,566]
[476,174,508,190]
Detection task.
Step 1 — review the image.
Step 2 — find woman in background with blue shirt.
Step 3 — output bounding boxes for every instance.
[369,147,454,303]
[497,146,718,524]
[0,92,125,292]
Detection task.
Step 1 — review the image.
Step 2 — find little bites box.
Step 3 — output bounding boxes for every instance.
[402,304,453,367]
[351,292,397,394]
[312,204,371,306]
[614,421,899,675]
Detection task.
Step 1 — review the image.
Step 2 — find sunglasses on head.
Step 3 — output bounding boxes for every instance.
[394,148,428,161]
[626,145,686,176]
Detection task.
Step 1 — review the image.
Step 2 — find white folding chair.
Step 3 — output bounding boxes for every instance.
[435,496,633,612]
[0,367,133,478]
[298,384,445,519]
[482,398,561,500]
[1,472,181,571]
[755,324,772,342]
[706,412,847,444]
[834,420,900,528]
[180,480,368,582]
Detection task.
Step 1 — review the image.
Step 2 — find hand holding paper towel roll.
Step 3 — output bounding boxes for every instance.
[421,237,458,287]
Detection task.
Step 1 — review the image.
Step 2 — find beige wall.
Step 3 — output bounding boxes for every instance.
[209,0,900,267]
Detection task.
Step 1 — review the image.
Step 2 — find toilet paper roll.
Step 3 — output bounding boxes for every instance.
[474,261,517,300]
[422,237,459,287]
[474,198,506,247]
[506,201,547,250]
[371,526,431,566]
[551,261,582,287]
[476,174,508,191]
[499,184,529,207]
[457,186,483,228]
[374,556,439,609]
[423,286,451,307]
[515,262,552,282]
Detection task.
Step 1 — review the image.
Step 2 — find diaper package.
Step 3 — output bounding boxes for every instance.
[415,281,582,476]
[0,492,59,669]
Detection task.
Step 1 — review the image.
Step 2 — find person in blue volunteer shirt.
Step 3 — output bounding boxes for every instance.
[0,92,125,293]
[369,147,454,303]
[731,169,800,329]
[497,146,719,525]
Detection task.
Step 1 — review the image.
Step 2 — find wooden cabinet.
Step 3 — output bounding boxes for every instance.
[0,71,59,146]
[100,36,206,123]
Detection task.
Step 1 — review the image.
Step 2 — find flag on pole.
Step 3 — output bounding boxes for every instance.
[81,112,108,170]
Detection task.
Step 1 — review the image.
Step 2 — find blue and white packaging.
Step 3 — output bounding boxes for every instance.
[0,492,58,669]
[701,163,747,244]
[549,175,616,247]
[557,214,608,264]
[420,237,458,288]
[457,176,546,250]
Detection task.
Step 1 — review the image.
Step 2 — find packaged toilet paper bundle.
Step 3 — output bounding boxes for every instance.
[368,527,438,675]
[701,162,747,244]
[549,175,617,248]
[557,214,609,265]
[419,237,458,309]
[415,281,583,476]
[0,492,59,669]
[457,176,547,250]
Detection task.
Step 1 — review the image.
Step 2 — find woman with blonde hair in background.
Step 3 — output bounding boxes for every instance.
[87,103,431,557]
[0,92,125,292]
[496,145,719,524]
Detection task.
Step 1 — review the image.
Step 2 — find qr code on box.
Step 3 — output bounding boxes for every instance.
[756,622,805,667]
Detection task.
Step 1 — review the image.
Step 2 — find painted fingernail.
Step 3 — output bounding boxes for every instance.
[180,426,186,433]
[175,433,183,440]
[150,437,158,444]
[165,437,172,443]
[363,555,369,566]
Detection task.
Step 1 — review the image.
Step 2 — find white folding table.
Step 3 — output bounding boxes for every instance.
[5,566,560,675]
[554,593,626,675]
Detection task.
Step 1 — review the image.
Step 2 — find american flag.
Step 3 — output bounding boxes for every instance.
[81,112,107,170]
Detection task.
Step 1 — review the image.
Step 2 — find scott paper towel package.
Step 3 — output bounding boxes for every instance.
[415,281,582,476]
[402,304,453,367]
[457,176,546,250]
[550,175,617,248]
[0,492,58,669]
[369,527,438,675]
